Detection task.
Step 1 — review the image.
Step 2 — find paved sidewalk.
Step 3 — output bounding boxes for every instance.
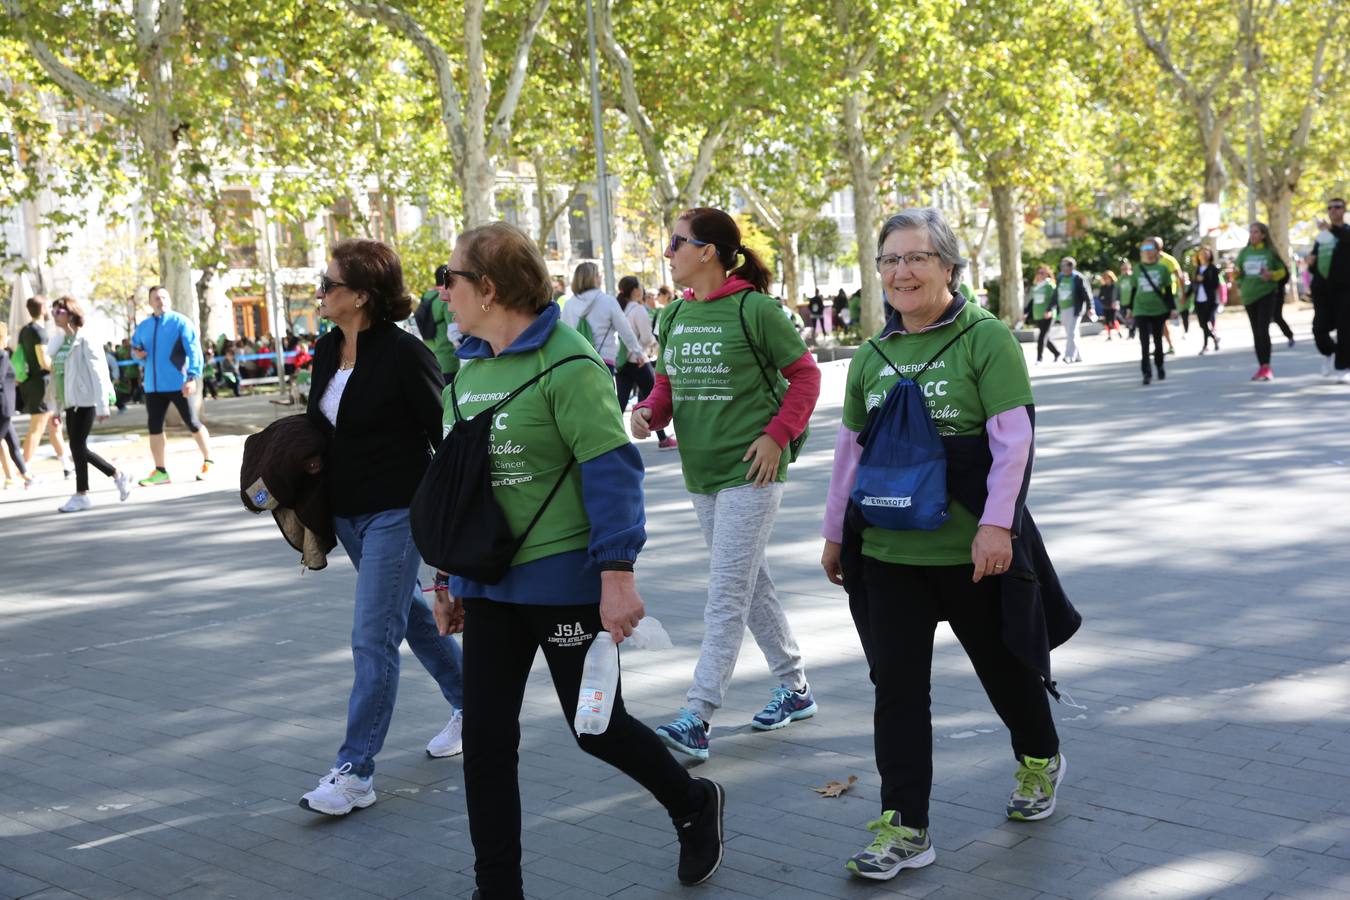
[2,308,1348,899]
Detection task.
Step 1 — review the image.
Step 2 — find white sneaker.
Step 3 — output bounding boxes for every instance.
[299,763,375,816]
[58,494,92,513]
[1338,371,1350,384]
[426,709,464,758]
[1324,355,1336,377]
[114,471,132,502]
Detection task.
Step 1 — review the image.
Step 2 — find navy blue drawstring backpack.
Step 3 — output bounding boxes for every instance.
[851,319,990,530]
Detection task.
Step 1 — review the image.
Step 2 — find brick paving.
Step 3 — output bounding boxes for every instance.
[2,307,1348,899]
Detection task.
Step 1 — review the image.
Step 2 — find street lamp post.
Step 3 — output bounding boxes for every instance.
[584,0,616,293]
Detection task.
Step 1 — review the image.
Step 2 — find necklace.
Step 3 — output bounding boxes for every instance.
[338,358,355,371]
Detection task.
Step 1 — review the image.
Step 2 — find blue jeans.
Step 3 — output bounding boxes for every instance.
[333,507,465,777]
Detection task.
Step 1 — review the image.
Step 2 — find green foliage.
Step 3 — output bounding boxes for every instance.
[1022,199,1192,279]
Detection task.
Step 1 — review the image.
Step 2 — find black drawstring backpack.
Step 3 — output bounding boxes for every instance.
[409,355,602,584]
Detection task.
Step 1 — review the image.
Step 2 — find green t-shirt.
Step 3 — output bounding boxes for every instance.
[1126,263,1172,316]
[53,336,73,410]
[427,297,460,376]
[1029,282,1055,320]
[1118,276,1136,308]
[842,303,1033,566]
[1314,230,1338,280]
[657,290,808,495]
[1055,274,1077,311]
[1235,246,1285,305]
[442,324,628,567]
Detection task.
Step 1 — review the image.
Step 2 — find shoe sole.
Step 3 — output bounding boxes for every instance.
[750,701,818,731]
[425,746,464,759]
[1008,753,1067,822]
[298,791,377,816]
[658,731,709,760]
[846,846,937,880]
[679,780,725,885]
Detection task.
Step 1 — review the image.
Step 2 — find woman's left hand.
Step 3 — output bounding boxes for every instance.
[599,570,645,643]
[743,434,784,487]
[971,524,1013,583]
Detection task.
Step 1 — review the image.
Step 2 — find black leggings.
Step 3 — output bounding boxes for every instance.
[65,406,117,493]
[1245,295,1278,366]
[1271,295,1294,341]
[0,414,27,477]
[1035,318,1059,361]
[852,559,1058,828]
[1135,314,1166,377]
[1194,300,1219,350]
[461,597,697,898]
[615,362,668,441]
[1179,308,1190,333]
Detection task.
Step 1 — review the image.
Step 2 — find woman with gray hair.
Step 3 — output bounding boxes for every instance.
[820,208,1076,880]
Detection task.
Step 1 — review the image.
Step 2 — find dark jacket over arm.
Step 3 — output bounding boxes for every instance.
[307,321,445,517]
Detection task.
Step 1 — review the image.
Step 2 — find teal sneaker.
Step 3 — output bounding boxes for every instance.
[751,685,817,730]
[1007,752,1066,821]
[845,812,935,879]
[657,708,710,760]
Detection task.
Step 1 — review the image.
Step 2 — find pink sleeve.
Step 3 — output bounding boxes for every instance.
[982,406,1033,531]
[763,351,822,449]
[634,373,673,430]
[822,425,863,543]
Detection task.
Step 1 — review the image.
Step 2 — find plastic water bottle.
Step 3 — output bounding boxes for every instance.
[575,632,618,736]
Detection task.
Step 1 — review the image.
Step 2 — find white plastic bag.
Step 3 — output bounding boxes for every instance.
[622,616,673,650]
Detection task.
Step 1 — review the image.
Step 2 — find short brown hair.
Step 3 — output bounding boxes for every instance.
[457,223,552,314]
[330,239,412,323]
[26,294,46,319]
[52,295,85,328]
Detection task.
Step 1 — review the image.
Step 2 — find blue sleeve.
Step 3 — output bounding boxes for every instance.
[579,443,646,564]
[181,317,203,380]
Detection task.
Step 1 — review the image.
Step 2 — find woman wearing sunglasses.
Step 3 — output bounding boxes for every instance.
[297,239,466,816]
[632,207,821,760]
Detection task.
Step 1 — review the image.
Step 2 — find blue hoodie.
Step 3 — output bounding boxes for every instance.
[449,303,646,605]
[130,310,203,393]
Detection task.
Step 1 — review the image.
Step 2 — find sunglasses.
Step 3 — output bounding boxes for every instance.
[1329,204,1346,211]
[442,268,480,287]
[668,234,712,253]
[317,274,348,295]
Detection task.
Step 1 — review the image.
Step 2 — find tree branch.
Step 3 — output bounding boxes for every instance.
[347,0,468,163]
[2,0,138,121]
[596,0,678,212]
[678,116,733,208]
[487,0,551,155]
[872,91,948,183]
[739,182,782,232]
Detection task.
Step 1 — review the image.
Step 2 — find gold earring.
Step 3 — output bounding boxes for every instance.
[481,303,490,313]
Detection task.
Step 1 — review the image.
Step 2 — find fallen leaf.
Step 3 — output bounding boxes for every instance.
[813,775,858,798]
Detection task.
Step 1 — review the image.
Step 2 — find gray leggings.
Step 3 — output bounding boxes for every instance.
[686,482,807,721]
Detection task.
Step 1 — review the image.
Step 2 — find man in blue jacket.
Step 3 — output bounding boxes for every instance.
[130,286,213,485]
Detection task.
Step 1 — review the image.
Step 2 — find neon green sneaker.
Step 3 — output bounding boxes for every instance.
[845,812,934,880]
[1007,752,1066,821]
[138,469,171,487]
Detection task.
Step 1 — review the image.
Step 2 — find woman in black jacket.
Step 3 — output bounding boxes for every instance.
[1189,246,1223,354]
[297,238,465,817]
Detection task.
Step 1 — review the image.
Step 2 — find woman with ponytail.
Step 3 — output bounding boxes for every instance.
[632,207,822,760]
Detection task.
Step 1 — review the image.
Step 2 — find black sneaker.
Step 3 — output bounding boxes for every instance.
[673,777,724,885]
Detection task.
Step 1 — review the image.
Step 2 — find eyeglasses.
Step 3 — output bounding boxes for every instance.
[52,306,68,314]
[875,251,941,273]
[668,234,712,254]
[443,268,479,287]
[317,274,348,295]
